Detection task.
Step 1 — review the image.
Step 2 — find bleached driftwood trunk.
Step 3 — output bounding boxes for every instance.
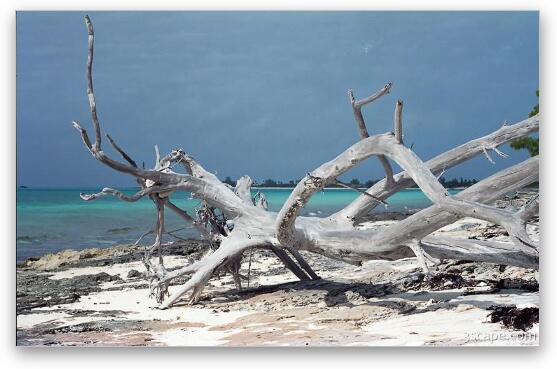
[73,16,539,308]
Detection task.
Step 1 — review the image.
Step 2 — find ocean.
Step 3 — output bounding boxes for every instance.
[16,187,461,262]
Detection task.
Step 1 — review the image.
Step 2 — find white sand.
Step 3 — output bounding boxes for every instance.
[362,308,538,346]
[361,290,539,346]
[17,311,71,330]
[36,287,252,325]
[152,327,244,346]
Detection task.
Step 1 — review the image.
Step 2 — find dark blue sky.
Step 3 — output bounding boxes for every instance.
[16,11,538,187]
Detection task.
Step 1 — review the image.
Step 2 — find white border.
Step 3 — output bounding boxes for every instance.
[3,1,554,368]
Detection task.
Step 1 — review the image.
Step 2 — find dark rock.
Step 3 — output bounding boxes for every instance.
[488,305,539,331]
[44,319,149,334]
[16,271,122,315]
[497,278,538,292]
[127,269,142,279]
[92,272,119,282]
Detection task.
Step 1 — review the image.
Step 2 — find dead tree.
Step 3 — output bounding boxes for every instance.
[73,16,539,308]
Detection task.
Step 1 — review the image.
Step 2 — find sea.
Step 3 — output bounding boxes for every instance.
[16,187,461,263]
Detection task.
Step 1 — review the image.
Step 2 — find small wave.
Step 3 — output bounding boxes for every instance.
[94,239,118,245]
[106,226,135,234]
[17,234,62,243]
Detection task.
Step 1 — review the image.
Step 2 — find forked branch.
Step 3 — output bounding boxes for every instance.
[348,84,396,187]
[74,16,539,308]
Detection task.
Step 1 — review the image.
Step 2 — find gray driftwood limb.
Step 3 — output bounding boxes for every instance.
[74,16,539,308]
[348,84,396,187]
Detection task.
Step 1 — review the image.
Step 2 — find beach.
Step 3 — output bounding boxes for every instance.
[16,190,539,346]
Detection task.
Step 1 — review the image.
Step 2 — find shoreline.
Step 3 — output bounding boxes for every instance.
[16,191,540,346]
[15,209,425,264]
[21,187,539,264]
[17,209,422,266]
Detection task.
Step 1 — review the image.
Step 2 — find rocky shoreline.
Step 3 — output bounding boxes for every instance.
[16,191,539,346]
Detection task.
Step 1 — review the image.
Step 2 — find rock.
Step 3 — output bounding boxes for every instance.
[92,272,119,282]
[488,305,539,331]
[17,271,123,314]
[22,250,83,271]
[127,269,142,279]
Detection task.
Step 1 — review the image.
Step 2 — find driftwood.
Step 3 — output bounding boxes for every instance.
[73,16,539,308]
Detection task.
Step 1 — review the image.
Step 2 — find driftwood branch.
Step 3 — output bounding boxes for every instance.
[234,175,254,205]
[79,185,183,202]
[333,179,387,205]
[106,134,138,168]
[394,99,403,143]
[348,84,396,187]
[332,114,539,223]
[84,15,101,152]
[73,16,539,308]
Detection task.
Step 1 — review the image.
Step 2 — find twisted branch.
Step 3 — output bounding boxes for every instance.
[73,16,539,309]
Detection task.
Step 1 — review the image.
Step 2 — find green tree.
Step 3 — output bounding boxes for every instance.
[364,180,377,188]
[262,178,278,187]
[510,89,539,156]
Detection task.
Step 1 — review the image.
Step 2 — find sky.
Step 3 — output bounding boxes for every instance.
[16,11,539,187]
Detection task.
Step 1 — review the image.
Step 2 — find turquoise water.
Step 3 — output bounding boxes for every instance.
[16,187,460,262]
